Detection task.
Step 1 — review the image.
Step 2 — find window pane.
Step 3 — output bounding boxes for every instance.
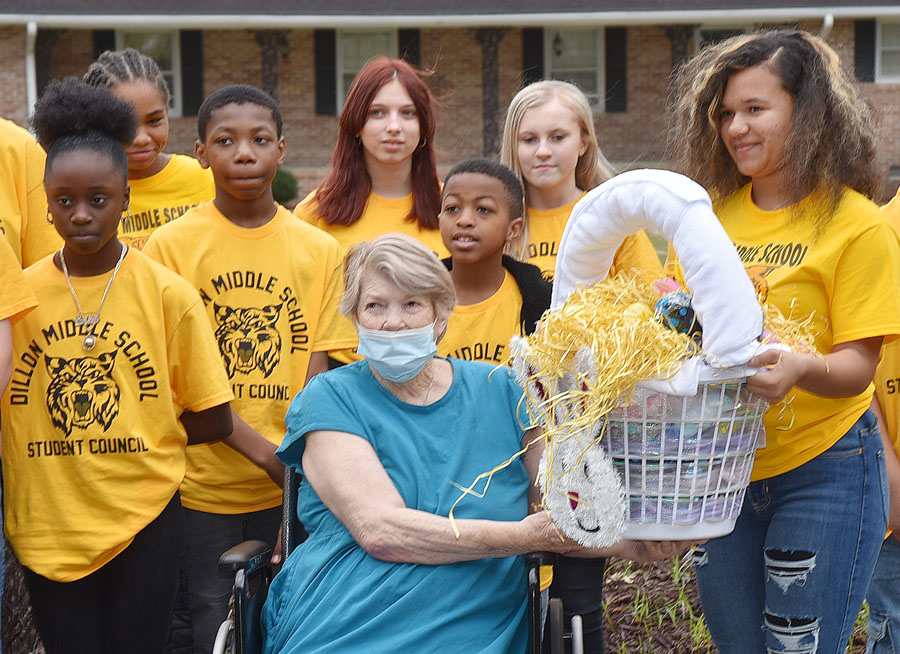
[342,32,393,71]
[550,30,596,70]
[551,71,598,95]
[882,49,900,77]
[883,23,900,47]
[122,32,173,73]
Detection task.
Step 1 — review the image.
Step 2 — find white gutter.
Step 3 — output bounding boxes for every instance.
[25,20,36,119]
[2,7,900,29]
[820,12,834,38]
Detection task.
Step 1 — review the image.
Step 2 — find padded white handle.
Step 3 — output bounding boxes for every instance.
[551,169,763,370]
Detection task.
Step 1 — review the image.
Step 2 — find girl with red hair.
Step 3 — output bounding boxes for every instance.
[294,56,447,259]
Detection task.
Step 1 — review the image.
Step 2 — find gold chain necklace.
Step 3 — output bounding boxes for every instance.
[59,243,128,351]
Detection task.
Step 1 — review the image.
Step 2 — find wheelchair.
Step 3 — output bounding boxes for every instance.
[213,470,584,654]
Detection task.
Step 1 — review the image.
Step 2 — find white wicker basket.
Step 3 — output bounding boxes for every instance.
[601,378,766,540]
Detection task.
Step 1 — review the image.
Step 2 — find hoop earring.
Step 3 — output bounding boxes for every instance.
[418,138,427,149]
[46,210,53,225]
[355,136,362,147]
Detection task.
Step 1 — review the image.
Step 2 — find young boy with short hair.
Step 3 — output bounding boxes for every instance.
[438,157,611,650]
[144,84,354,654]
[437,158,549,363]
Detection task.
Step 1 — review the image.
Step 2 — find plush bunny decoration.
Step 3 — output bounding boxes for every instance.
[511,340,625,548]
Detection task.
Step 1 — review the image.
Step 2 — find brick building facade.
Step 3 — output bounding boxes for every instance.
[2,3,900,199]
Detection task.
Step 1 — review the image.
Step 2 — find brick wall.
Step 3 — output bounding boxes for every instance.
[0,27,27,124]
[5,20,900,200]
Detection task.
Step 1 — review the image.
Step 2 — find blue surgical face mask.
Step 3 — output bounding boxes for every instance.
[356,320,438,383]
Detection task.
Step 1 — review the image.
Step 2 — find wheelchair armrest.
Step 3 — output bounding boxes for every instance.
[525,551,558,569]
[218,539,272,577]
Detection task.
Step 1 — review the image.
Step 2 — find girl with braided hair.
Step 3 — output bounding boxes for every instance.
[84,48,214,249]
[3,77,279,654]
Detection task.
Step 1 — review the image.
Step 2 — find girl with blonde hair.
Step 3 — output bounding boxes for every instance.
[501,79,661,653]
[500,80,660,282]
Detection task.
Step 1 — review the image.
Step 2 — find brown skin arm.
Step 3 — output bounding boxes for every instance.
[180,403,233,445]
[179,405,285,488]
[305,351,329,385]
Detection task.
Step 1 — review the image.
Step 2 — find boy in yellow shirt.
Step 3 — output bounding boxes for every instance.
[144,84,353,654]
[437,158,606,651]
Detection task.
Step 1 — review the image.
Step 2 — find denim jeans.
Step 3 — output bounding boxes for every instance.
[693,410,888,654]
[182,506,281,654]
[867,535,900,653]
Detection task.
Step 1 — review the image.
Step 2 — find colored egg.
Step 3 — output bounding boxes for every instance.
[655,291,702,339]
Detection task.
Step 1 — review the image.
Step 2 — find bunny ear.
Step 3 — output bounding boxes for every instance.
[573,346,597,386]
[508,336,532,389]
[509,336,551,419]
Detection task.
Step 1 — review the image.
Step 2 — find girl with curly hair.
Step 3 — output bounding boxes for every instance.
[668,29,900,653]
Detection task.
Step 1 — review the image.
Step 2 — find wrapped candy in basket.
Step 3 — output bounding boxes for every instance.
[511,170,805,545]
[603,372,766,540]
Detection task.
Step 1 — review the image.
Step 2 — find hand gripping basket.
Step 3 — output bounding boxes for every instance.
[553,169,769,540]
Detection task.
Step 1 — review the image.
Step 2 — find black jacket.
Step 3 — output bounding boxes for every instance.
[441,255,551,336]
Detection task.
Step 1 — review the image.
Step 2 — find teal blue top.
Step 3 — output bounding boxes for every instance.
[262,359,531,653]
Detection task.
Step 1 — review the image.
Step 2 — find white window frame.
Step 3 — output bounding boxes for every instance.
[543,28,605,114]
[876,20,900,83]
[693,25,750,54]
[115,29,183,118]
[336,29,398,113]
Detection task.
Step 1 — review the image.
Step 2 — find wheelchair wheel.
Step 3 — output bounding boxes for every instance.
[569,614,584,654]
[547,598,565,654]
[212,617,233,654]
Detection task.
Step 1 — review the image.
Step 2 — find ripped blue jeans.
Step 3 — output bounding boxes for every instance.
[693,410,888,654]
[866,535,900,653]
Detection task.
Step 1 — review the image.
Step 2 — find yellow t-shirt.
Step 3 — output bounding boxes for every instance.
[120,153,215,250]
[2,250,233,581]
[439,271,523,364]
[0,117,62,267]
[715,184,900,480]
[527,195,662,282]
[0,237,37,320]
[144,201,355,513]
[296,190,448,363]
[294,191,449,259]
[875,198,900,458]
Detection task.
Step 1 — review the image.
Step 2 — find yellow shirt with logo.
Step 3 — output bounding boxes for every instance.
[0,237,37,320]
[713,184,900,480]
[144,201,355,513]
[527,195,662,282]
[875,196,900,461]
[294,191,449,259]
[120,153,215,250]
[1,249,232,581]
[0,117,62,267]
[439,272,523,365]
[295,191,447,362]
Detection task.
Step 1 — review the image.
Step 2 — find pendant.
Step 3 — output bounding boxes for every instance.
[82,334,97,351]
[75,314,99,327]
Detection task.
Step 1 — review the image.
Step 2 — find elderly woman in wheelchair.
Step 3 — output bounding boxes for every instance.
[251,234,680,653]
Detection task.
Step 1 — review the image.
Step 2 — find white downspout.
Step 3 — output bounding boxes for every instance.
[25,21,37,120]
[820,13,834,40]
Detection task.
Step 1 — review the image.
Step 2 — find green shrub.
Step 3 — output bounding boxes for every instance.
[272,168,299,206]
